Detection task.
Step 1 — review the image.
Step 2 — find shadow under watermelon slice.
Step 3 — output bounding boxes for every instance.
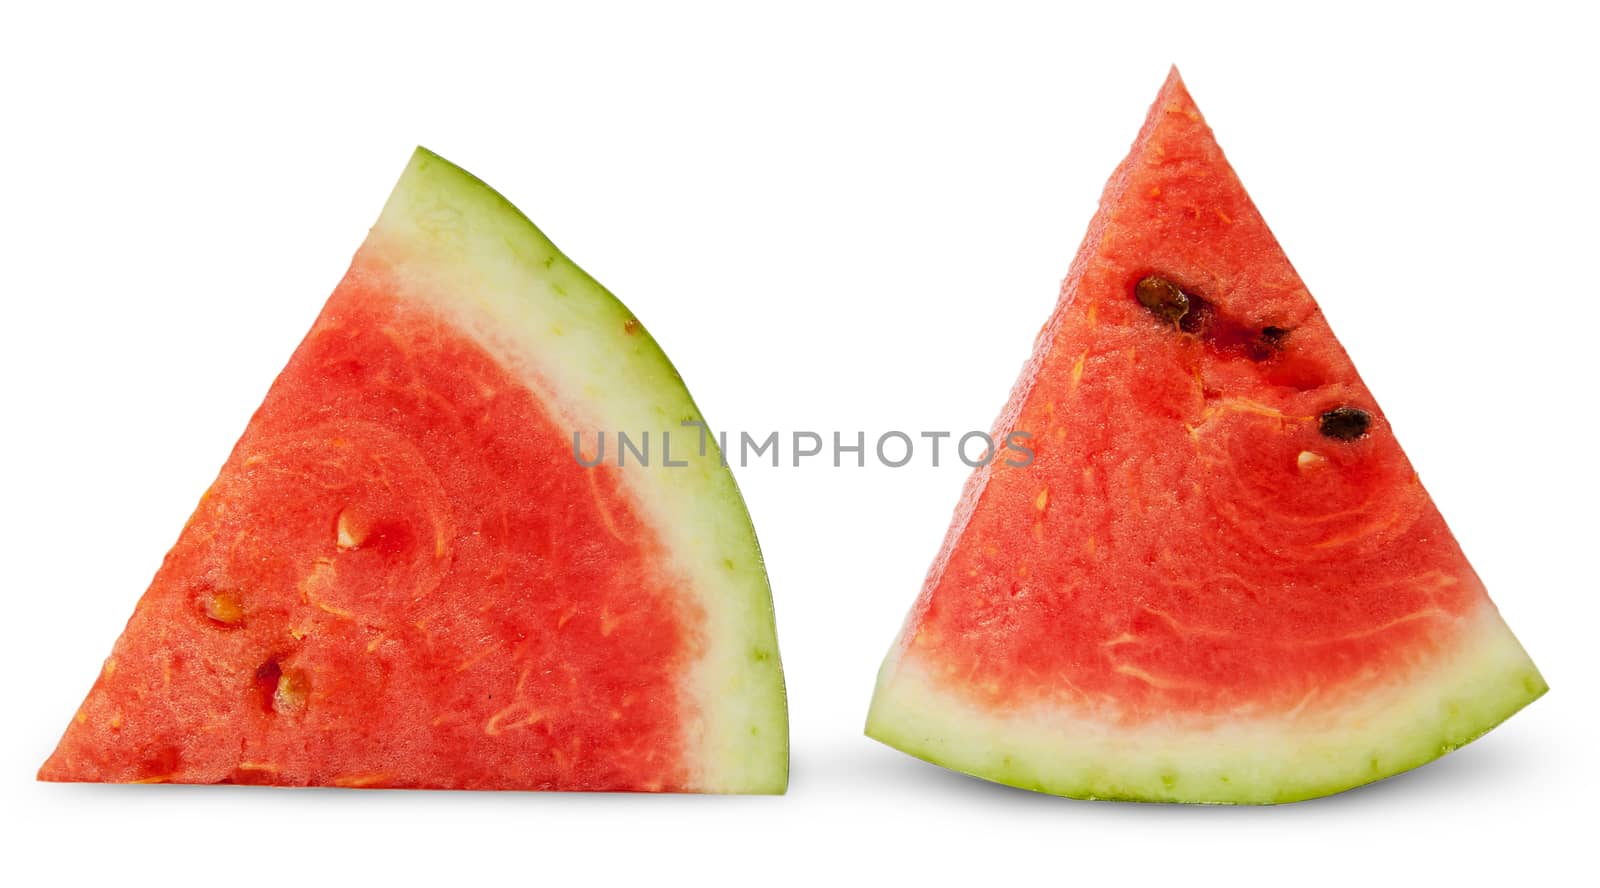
[865,68,1545,804]
[40,149,788,793]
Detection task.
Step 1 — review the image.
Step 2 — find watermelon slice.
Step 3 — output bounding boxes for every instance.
[40,149,788,793]
[865,69,1545,803]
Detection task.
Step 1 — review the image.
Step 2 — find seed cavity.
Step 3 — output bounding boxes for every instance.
[1135,276,1190,324]
[254,659,284,713]
[256,658,310,715]
[1134,276,1288,363]
[1319,407,1372,441]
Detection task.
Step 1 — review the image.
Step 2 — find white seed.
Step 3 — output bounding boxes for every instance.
[1297,450,1328,470]
[336,510,365,550]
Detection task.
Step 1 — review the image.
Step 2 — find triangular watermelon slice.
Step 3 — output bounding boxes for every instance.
[865,69,1545,803]
[40,149,788,793]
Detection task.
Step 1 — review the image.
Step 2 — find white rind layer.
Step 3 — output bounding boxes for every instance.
[867,603,1544,803]
[361,148,787,793]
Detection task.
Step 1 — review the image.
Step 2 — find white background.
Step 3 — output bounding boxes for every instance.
[2,1,1594,884]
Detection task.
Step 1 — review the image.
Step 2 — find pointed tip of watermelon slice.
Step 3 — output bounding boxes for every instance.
[1158,64,1190,98]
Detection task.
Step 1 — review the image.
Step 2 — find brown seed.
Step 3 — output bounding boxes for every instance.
[1319,407,1371,441]
[204,590,244,626]
[1134,276,1190,324]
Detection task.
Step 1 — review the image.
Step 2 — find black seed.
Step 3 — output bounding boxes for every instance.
[1135,276,1190,324]
[1319,407,1371,441]
[1244,326,1290,361]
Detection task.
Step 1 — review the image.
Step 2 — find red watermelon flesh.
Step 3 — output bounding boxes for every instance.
[865,69,1545,803]
[40,150,788,792]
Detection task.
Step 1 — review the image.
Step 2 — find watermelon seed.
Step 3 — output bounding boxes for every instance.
[202,589,244,627]
[1134,276,1190,324]
[251,658,311,715]
[1318,407,1371,441]
[1296,450,1328,471]
[335,509,366,550]
[1241,325,1291,361]
[274,669,310,714]
[1137,275,1289,363]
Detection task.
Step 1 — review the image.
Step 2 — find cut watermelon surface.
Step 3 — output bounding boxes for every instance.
[40,149,787,793]
[865,69,1545,803]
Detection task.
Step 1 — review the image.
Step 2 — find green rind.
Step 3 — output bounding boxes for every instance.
[368,148,787,792]
[866,607,1544,804]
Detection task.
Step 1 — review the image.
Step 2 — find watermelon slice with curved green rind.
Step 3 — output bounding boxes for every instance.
[40,149,788,793]
[865,69,1545,804]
